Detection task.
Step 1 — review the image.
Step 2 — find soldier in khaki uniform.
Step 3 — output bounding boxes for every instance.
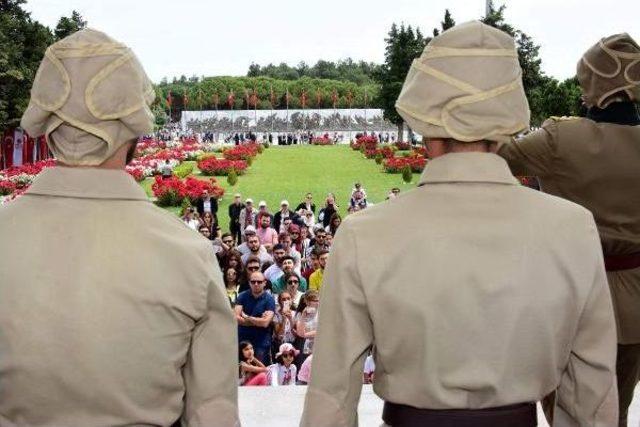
[498,33,640,427]
[300,21,617,427]
[0,29,239,426]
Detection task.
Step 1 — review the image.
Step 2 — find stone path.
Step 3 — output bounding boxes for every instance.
[238,385,640,426]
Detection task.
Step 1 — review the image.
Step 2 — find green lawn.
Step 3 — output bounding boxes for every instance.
[141,145,421,231]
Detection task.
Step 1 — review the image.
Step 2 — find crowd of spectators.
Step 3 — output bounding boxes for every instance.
[180,188,393,386]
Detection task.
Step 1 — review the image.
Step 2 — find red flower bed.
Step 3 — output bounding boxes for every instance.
[394,141,412,150]
[384,157,427,173]
[363,146,395,159]
[0,180,16,196]
[223,144,259,161]
[197,157,247,176]
[412,146,428,158]
[126,167,145,182]
[351,135,378,151]
[184,177,225,201]
[151,176,225,206]
[151,176,187,206]
[311,137,333,146]
[3,159,56,177]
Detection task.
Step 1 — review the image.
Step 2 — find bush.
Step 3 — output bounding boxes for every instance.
[257,144,264,153]
[197,157,248,176]
[174,163,194,179]
[247,156,253,166]
[375,153,383,164]
[196,152,217,162]
[227,168,238,186]
[402,166,412,183]
[262,142,269,149]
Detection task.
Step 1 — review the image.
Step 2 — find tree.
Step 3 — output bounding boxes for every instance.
[0,0,54,131]
[54,10,86,40]
[482,1,549,125]
[376,23,427,139]
[441,9,455,31]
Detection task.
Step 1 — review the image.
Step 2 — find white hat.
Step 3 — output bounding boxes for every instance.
[276,343,300,358]
[259,200,267,207]
[245,225,256,233]
[246,198,253,204]
[281,200,289,206]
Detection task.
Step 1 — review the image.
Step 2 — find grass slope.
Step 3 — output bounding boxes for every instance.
[142,145,420,231]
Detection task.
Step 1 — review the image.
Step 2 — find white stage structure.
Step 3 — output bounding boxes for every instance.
[181,108,396,135]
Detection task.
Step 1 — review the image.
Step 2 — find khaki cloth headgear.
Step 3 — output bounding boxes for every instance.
[395,21,529,143]
[577,33,640,109]
[21,29,155,166]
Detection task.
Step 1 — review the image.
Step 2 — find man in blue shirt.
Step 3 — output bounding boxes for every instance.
[235,271,276,364]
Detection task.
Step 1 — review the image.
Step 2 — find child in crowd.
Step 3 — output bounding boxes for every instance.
[267,343,299,386]
[238,341,268,386]
[364,352,376,384]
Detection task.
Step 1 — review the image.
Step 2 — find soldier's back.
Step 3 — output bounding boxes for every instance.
[0,167,220,426]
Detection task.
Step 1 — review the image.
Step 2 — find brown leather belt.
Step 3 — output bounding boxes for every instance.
[382,401,536,427]
[604,252,640,271]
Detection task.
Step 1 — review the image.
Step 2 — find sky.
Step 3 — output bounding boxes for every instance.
[24,0,640,84]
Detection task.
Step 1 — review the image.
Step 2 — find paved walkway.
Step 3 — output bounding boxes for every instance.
[239,385,640,426]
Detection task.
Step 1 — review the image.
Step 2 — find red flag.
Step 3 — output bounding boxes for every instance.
[270,85,276,106]
[331,89,338,109]
[300,89,308,109]
[227,90,235,108]
[315,89,322,107]
[249,88,259,108]
[346,90,353,108]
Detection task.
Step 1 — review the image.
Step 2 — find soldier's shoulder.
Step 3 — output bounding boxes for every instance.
[519,185,593,224]
[541,115,587,129]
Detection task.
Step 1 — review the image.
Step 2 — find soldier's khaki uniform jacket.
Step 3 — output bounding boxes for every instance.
[499,117,640,344]
[300,153,617,427]
[0,167,239,427]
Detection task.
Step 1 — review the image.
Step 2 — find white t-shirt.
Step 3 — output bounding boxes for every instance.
[184,219,200,231]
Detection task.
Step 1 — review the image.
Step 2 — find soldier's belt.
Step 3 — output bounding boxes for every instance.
[382,401,536,427]
[604,252,640,271]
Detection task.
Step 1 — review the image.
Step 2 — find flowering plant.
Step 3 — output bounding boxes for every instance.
[126,166,146,182]
[351,135,378,151]
[151,176,187,206]
[198,157,247,176]
[184,177,225,201]
[384,156,427,173]
[394,141,412,150]
[223,144,259,161]
[311,137,333,146]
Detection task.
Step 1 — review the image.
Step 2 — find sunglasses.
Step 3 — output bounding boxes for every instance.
[222,240,233,244]
[250,280,265,284]
[281,297,292,301]
[247,266,260,271]
[287,280,299,284]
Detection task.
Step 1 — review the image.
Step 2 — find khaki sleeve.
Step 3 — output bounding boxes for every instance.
[497,120,558,177]
[300,221,373,427]
[553,214,618,427]
[182,247,240,427]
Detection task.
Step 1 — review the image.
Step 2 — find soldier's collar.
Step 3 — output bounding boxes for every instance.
[418,152,519,186]
[25,166,150,201]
